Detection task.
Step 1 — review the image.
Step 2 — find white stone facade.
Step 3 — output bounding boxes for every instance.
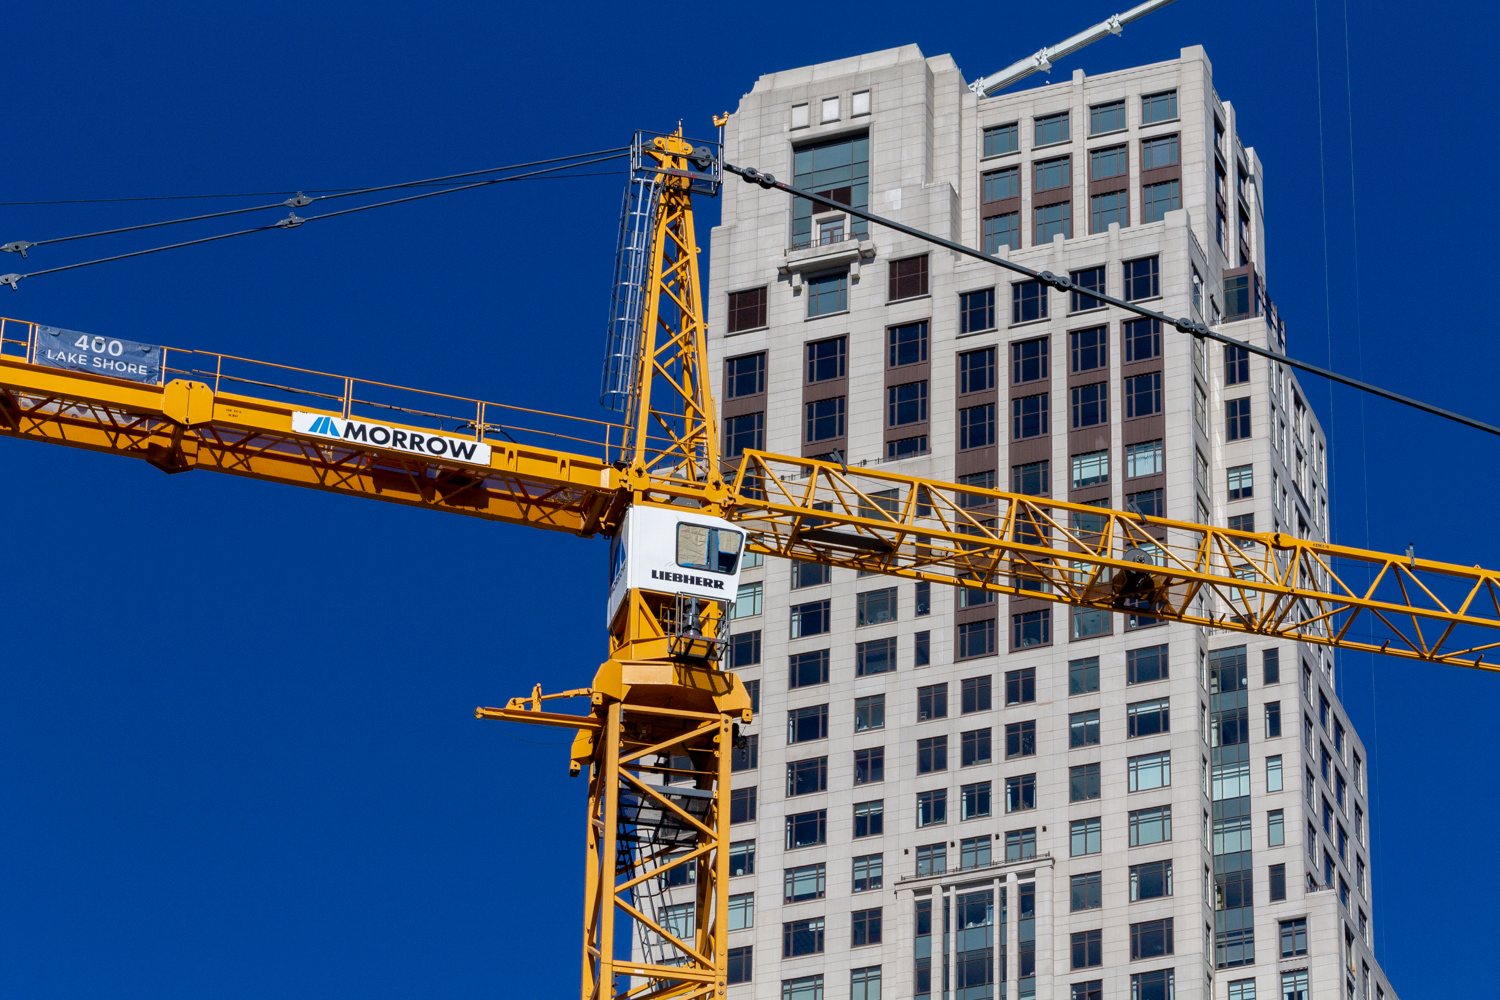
[695,44,1398,1000]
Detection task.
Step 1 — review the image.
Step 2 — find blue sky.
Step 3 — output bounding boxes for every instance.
[1,2,1492,997]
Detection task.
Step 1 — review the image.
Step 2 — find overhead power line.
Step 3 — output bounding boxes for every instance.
[0,154,626,289]
[0,147,629,259]
[723,161,1500,440]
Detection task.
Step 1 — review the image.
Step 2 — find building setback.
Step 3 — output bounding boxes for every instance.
[694,43,1396,1000]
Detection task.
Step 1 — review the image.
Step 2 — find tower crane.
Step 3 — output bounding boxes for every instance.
[3,127,1500,1000]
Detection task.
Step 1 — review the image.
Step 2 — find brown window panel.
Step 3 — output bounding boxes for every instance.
[888,255,929,302]
[726,287,768,334]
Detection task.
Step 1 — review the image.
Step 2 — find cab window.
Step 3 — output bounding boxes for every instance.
[677,523,743,574]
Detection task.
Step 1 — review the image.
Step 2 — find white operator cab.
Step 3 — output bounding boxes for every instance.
[606,505,746,628]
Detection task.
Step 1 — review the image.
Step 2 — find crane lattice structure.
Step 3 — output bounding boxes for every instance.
[4,128,1500,1000]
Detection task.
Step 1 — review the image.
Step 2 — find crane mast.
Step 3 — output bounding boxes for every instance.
[6,127,1500,1000]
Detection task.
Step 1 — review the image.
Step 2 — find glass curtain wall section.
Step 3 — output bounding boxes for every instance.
[954,889,996,1000]
[916,895,951,1000]
[1211,646,1255,968]
[792,134,870,249]
[1018,881,1036,1000]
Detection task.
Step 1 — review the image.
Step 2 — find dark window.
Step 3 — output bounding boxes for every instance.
[1070,762,1101,801]
[731,733,759,772]
[726,288,768,334]
[730,786,757,824]
[1122,317,1161,362]
[724,412,764,457]
[1131,970,1174,1000]
[918,684,948,721]
[984,213,1021,255]
[807,270,849,317]
[1071,382,1108,429]
[856,638,895,677]
[1227,464,1253,500]
[785,809,828,849]
[889,321,929,367]
[1125,372,1162,418]
[1224,344,1250,385]
[1071,929,1103,969]
[743,679,760,714]
[783,918,825,957]
[1264,648,1280,684]
[915,630,930,666]
[1130,860,1172,900]
[806,337,846,382]
[1127,644,1168,684]
[1012,282,1048,324]
[1280,918,1308,957]
[1071,269,1106,312]
[852,800,883,838]
[1070,710,1100,747]
[730,631,761,669]
[1011,337,1048,384]
[805,397,845,443]
[961,290,996,334]
[790,600,831,638]
[791,560,830,589]
[1269,863,1287,902]
[1091,190,1128,232]
[1072,981,1102,1000]
[726,945,752,984]
[983,122,1019,156]
[789,649,830,688]
[1006,827,1037,861]
[1013,610,1050,648]
[982,167,1019,202]
[958,619,996,659]
[1091,145,1128,180]
[1129,918,1174,959]
[1143,180,1180,222]
[961,676,992,713]
[1004,773,1035,812]
[917,789,947,826]
[916,581,931,616]
[1127,488,1163,517]
[1123,257,1160,301]
[787,704,829,743]
[857,588,897,627]
[887,435,927,460]
[1227,398,1251,440]
[889,255,929,301]
[1224,273,1252,319]
[1142,89,1177,124]
[1035,111,1069,146]
[1035,201,1072,243]
[1035,155,1071,192]
[1070,871,1102,911]
[1012,394,1049,439]
[888,381,928,427]
[1011,460,1049,495]
[1127,698,1170,737]
[726,352,766,398]
[912,734,948,773]
[786,757,828,796]
[854,695,885,732]
[1229,512,1255,534]
[1069,656,1100,694]
[793,133,869,247]
[852,853,882,892]
[960,348,996,393]
[854,747,884,785]
[1005,719,1036,758]
[851,908,882,947]
[1141,134,1179,170]
[961,728,992,766]
[1091,100,1125,134]
[1005,668,1036,705]
[915,842,946,876]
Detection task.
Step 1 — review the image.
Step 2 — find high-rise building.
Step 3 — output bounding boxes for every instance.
[702,44,1397,1000]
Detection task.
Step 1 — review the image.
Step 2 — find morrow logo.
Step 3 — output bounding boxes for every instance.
[305,415,342,438]
[291,411,492,467]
